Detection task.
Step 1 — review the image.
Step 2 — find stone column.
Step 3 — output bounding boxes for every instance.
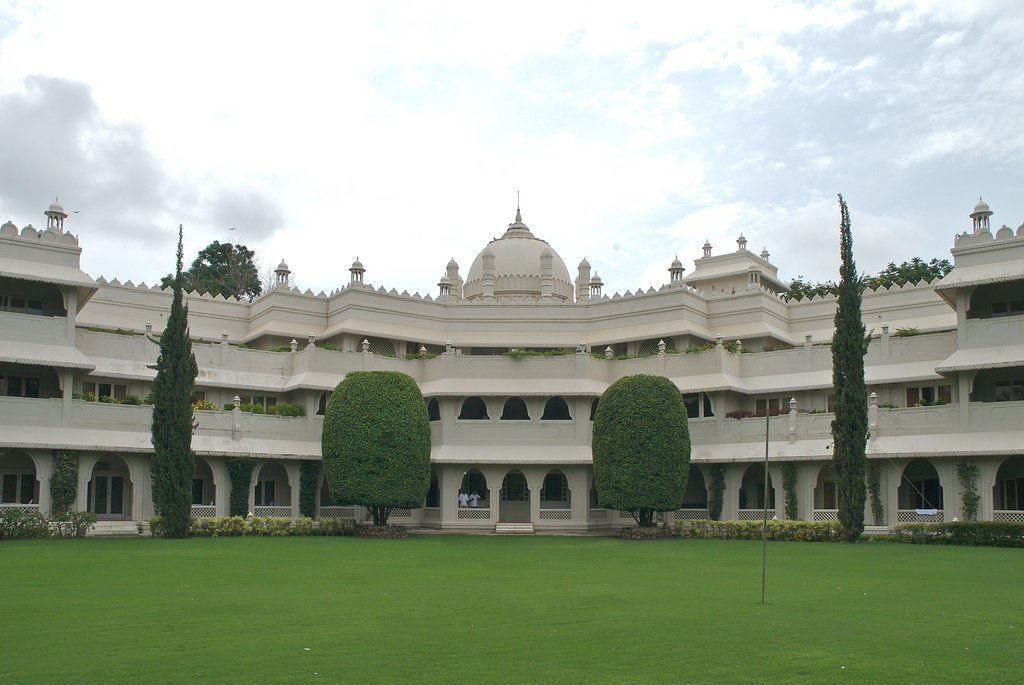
[284,461,302,519]
[722,464,744,520]
[210,458,230,518]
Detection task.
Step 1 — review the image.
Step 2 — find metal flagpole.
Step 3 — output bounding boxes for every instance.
[761,408,770,605]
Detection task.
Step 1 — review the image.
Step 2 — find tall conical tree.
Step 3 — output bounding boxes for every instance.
[831,195,868,542]
[150,225,199,538]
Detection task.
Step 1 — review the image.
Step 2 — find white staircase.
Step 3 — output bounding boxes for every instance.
[494,522,534,535]
[90,520,141,537]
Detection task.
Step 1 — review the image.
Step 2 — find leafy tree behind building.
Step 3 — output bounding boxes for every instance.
[784,257,953,301]
[160,240,262,300]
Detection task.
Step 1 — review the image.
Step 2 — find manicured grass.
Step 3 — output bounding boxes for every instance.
[1,536,1021,683]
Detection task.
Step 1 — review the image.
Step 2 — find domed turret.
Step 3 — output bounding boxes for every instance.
[349,257,365,284]
[44,197,67,231]
[970,196,993,234]
[668,255,684,283]
[464,210,573,301]
[274,259,291,289]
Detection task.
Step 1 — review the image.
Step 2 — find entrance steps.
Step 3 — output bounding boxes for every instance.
[494,522,534,535]
[90,520,141,537]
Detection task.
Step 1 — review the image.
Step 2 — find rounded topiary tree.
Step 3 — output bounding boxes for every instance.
[592,374,691,527]
[322,371,431,526]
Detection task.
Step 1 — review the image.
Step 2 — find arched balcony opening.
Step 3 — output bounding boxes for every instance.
[993,456,1024,521]
[589,397,599,421]
[425,469,440,509]
[0,449,39,510]
[678,465,708,519]
[88,455,132,520]
[813,464,840,521]
[426,397,441,422]
[541,396,572,420]
[739,464,774,519]
[500,397,530,420]
[457,469,490,520]
[499,470,530,523]
[458,396,489,420]
[191,458,216,518]
[254,461,291,517]
[540,470,571,510]
[898,458,944,523]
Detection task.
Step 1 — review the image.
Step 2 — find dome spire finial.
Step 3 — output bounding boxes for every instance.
[515,190,521,224]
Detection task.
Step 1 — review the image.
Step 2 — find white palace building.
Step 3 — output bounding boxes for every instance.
[1,199,1023,534]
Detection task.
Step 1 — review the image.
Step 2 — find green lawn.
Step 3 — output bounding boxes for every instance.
[1,536,1021,684]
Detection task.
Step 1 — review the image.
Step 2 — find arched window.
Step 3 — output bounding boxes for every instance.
[500,397,530,420]
[317,391,331,415]
[541,396,572,420]
[458,396,489,420]
[540,470,570,505]
[426,397,440,422]
[590,397,599,421]
[425,470,440,508]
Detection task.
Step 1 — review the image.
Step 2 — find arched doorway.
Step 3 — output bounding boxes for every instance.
[192,458,216,517]
[680,465,708,510]
[460,469,488,510]
[993,456,1024,520]
[500,470,530,522]
[425,468,440,508]
[739,464,774,518]
[254,461,291,515]
[814,465,840,520]
[88,455,132,520]
[898,458,944,522]
[1,450,39,507]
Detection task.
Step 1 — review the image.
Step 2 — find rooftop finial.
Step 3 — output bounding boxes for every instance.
[516,190,521,224]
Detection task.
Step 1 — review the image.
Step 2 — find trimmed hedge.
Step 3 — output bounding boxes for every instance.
[592,374,691,526]
[225,457,257,516]
[352,523,408,538]
[149,515,315,537]
[620,525,678,540]
[684,519,845,542]
[299,460,320,518]
[891,521,1024,547]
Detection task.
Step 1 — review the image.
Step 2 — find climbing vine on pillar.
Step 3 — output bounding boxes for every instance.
[226,456,257,517]
[50,449,80,516]
[782,462,798,520]
[956,460,979,521]
[708,464,725,521]
[299,460,320,518]
[866,461,884,525]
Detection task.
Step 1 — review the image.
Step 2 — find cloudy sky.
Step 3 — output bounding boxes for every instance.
[0,0,1021,297]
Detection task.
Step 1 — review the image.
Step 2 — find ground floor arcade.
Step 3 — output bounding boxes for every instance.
[3,449,1023,530]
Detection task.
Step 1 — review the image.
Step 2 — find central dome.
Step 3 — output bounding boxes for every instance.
[464,210,573,301]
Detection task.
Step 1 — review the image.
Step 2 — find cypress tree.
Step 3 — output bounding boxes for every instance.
[831,195,868,542]
[150,225,199,538]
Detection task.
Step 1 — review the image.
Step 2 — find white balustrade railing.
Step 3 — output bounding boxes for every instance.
[0,503,40,511]
[319,506,357,520]
[539,509,572,520]
[190,505,216,519]
[673,508,709,520]
[897,509,944,523]
[457,508,491,519]
[737,509,773,521]
[253,506,292,518]
[813,509,838,522]
[993,510,1024,523]
[617,511,635,520]
[389,508,413,518]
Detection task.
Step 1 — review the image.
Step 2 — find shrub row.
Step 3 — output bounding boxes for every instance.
[683,519,845,542]
[620,525,678,540]
[218,402,306,416]
[891,521,1024,547]
[352,522,408,538]
[0,509,96,540]
[149,515,362,537]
